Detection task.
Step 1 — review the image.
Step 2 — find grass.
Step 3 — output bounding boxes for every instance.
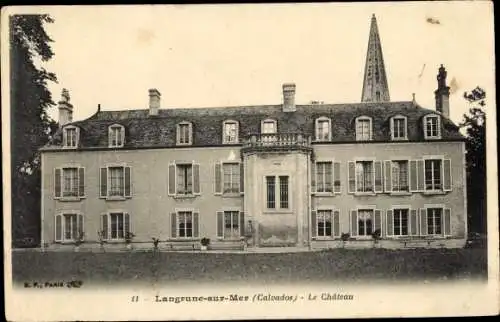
[11,248,487,287]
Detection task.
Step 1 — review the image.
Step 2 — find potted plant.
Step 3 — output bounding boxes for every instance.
[341,233,350,248]
[200,237,210,251]
[74,231,84,252]
[371,229,381,248]
[125,232,135,250]
[97,230,107,252]
[152,237,160,253]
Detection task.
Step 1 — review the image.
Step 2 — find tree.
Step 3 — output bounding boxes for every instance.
[461,87,486,235]
[10,15,58,246]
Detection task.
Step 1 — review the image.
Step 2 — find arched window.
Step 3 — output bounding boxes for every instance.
[355,116,372,141]
[315,116,331,141]
[108,124,125,148]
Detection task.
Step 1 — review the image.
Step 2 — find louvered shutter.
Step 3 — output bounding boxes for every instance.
[216,211,224,238]
[55,215,62,241]
[100,167,107,198]
[101,214,108,240]
[348,161,356,194]
[333,210,340,237]
[384,160,392,192]
[124,213,130,235]
[311,210,317,238]
[193,211,199,237]
[77,167,85,197]
[239,211,245,237]
[333,161,341,193]
[168,163,176,196]
[75,128,80,147]
[78,214,84,240]
[214,162,222,195]
[124,166,131,197]
[419,208,428,235]
[386,210,393,237]
[374,161,383,193]
[409,160,418,192]
[443,208,451,236]
[193,163,200,195]
[374,209,382,234]
[417,160,425,191]
[311,162,316,193]
[54,168,61,198]
[239,163,244,193]
[170,212,177,238]
[443,159,452,191]
[410,209,418,236]
[350,209,357,236]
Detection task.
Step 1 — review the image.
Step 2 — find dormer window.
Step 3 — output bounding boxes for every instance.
[177,121,193,145]
[423,114,441,139]
[261,119,277,134]
[223,120,239,144]
[63,126,79,148]
[355,116,372,141]
[315,117,331,141]
[391,115,408,140]
[108,124,125,148]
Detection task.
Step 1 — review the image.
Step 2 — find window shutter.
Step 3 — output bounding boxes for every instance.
[417,160,425,191]
[374,209,382,234]
[124,166,131,197]
[216,211,224,238]
[239,163,244,193]
[189,124,193,145]
[124,213,130,234]
[408,209,417,236]
[409,160,418,192]
[78,214,84,240]
[100,167,107,198]
[443,208,451,236]
[55,215,62,241]
[311,162,316,193]
[386,210,393,237]
[419,208,428,236]
[100,214,108,240]
[78,167,85,197]
[333,210,340,237]
[239,211,245,237]
[333,161,341,193]
[384,160,392,192]
[170,212,177,238]
[193,211,199,238]
[75,128,80,147]
[168,163,176,196]
[443,159,452,191]
[176,125,181,144]
[374,161,383,193]
[311,210,317,238]
[62,130,67,147]
[121,127,125,146]
[54,168,61,198]
[108,126,113,147]
[348,161,356,194]
[214,162,222,195]
[193,163,201,195]
[350,210,358,237]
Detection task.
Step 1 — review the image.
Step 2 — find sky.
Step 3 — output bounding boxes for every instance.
[28,2,494,126]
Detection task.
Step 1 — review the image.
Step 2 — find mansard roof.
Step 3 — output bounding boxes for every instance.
[42,101,464,150]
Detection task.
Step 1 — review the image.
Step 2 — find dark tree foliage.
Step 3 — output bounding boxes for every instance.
[10,15,58,247]
[461,87,486,235]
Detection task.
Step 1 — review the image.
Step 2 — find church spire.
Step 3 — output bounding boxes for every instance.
[361,14,390,102]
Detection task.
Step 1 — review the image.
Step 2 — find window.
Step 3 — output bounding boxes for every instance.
[391,116,407,140]
[55,213,84,242]
[108,125,125,147]
[177,122,193,145]
[223,163,240,194]
[261,119,277,134]
[356,117,372,141]
[63,126,79,148]
[62,168,78,197]
[423,115,441,139]
[356,161,373,192]
[178,211,193,237]
[316,162,333,193]
[265,175,289,210]
[317,210,332,237]
[223,121,239,144]
[99,166,131,198]
[393,208,409,236]
[357,209,373,236]
[225,211,240,239]
[315,117,331,141]
[427,208,442,235]
[424,159,442,191]
[99,212,130,240]
[170,210,199,238]
[391,161,409,192]
[54,167,85,199]
[177,164,193,195]
[168,162,201,196]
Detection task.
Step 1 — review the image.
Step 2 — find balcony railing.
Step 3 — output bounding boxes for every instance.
[242,133,312,153]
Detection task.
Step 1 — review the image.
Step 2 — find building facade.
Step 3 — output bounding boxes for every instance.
[40,15,467,250]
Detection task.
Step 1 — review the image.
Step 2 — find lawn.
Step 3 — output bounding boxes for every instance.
[11,248,487,287]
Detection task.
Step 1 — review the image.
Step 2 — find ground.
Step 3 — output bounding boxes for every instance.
[12,248,487,287]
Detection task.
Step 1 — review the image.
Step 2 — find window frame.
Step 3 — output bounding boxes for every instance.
[354,159,375,194]
[390,160,410,193]
[221,162,241,195]
[352,206,377,239]
[222,120,239,144]
[314,207,338,239]
[390,115,408,141]
[355,116,373,141]
[315,116,332,142]
[55,211,84,243]
[172,208,200,240]
[168,161,201,198]
[425,207,444,236]
[261,118,278,134]
[108,124,125,148]
[423,157,443,192]
[100,163,132,200]
[62,125,80,149]
[391,206,411,237]
[101,210,130,242]
[176,121,193,146]
[264,174,291,213]
[423,114,442,140]
[54,164,85,201]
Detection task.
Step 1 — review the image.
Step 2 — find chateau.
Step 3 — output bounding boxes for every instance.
[40,15,467,250]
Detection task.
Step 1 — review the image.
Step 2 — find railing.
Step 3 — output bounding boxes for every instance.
[242,133,312,152]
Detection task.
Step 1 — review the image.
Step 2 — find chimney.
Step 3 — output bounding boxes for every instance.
[148,88,161,116]
[434,64,450,118]
[282,83,296,112]
[58,88,73,127]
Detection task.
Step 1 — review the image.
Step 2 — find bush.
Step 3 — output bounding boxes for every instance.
[201,237,210,246]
